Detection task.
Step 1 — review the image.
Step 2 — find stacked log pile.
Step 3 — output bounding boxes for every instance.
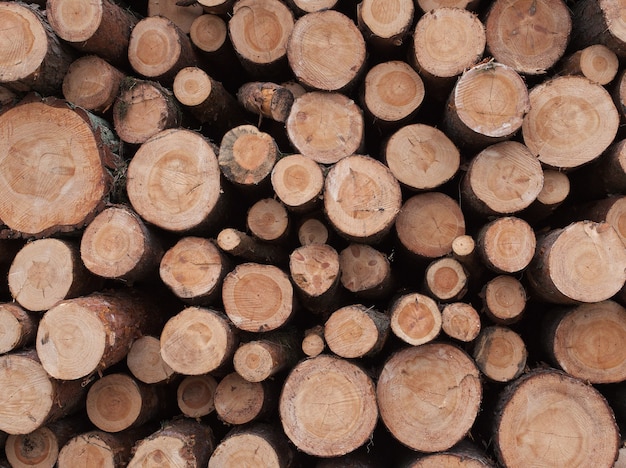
[2,0,626,466]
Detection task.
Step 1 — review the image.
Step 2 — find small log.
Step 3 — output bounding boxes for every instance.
[577,195,626,246]
[0,3,74,95]
[324,155,402,244]
[0,349,86,435]
[441,302,481,342]
[237,82,294,122]
[522,76,619,170]
[113,78,182,145]
[190,14,236,62]
[297,217,330,246]
[0,96,121,238]
[461,141,544,217]
[424,257,468,302]
[493,369,619,467]
[9,238,100,312]
[416,0,482,11]
[127,419,214,468]
[214,372,278,425]
[233,331,300,382]
[126,128,224,233]
[287,10,366,91]
[160,306,238,375]
[47,0,138,66]
[222,262,295,332]
[177,374,218,418]
[218,124,278,189]
[86,373,159,433]
[481,275,527,324]
[159,236,229,305]
[451,234,484,282]
[559,44,619,85]
[36,291,153,381]
[402,440,495,467]
[377,343,482,452]
[522,169,570,222]
[286,92,364,164]
[476,216,536,274]
[197,0,235,16]
[279,355,378,457]
[128,16,198,85]
[356,0,414,52]
[147,0,204,34]
[361,61,425,129]
[443,61,529,150]
[0,303,38,354]
[411,7,485,100]
[544,300,626,384]
[209,423,296,468]
[62,55,126,114]
[126,335,175,385]
[287,0,338,15]
[526,221,626,304]
[81,205,164,283]
[571,0,626,59]
[384,123,460,192]
[247,198,290,243]
[473,325,527,383]
[324,304,390,359]
[389,292,442,346]
[485,0,571,75]
[395,192,466,259]
[301,325,325,358]
[339,243,394,299]
[216,228,288,265]
[271,154,324,213]
[228,0,295,78]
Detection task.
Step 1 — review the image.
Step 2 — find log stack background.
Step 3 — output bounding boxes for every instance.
[2,0,626,466]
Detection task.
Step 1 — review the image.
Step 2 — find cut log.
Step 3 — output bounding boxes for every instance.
[177,374,218,418]
[86,373,159,433]
[416,0,482,11]
[233,331,300,382]
[247,198,290,243]
[209,423,295,468]
[443,61,529,150]
[377,343,482,452]
[128,16,198,85]
[559,44,619,85]
[126,335,175,385]
[35,291,152,380]
[62,55,126,114]
[0,96,121,237]
[473,325,527,383]
[389,292,442,346]
[222,262,295,332]
[452,234,484,282]
[279,354,378,457]
[189,14,237,64]
[571,0,626,59]
[441,302,481,342]
[402,440,495,467]
[395,192,465,259]
[297,217,330,246]
[324,155,402,244]
[286,92,364,164]
[271,154,324,213]
[522,169,570,222]
[218,124,278,189]
[411,7,485,100]
[476,216,536,274]
[126,128,224,233]
[526,221,626,304]
[81,205,164,283]
[160,306,238,375]
[214,372,277,425]
[147,0,204,34]
[485,0,571,75]
[301,325,325,358]
[0,349,86,435]
[228,0,294,78]
[127,419,214,468]
[0,2,75,95]
[287,10,366,91]
[575,139,626,197]
[0,303,38,354]
[423,257,467,302]
[46,0,138,66]
[522,75,619,169]
[9,238,100,312]
[237,81,294,122]
[493,369,619,467]
[577,195,626,246]
[544,300,626,384]
[384,123,459,192]
[461,141,543,217]
[216,228,288,265]
[287,0,338,15]
[112,78,182,145]
[197,0,235,16]
[159,236,229,305]
[324,304,390,359]
[361,61,425,128]
[339,243,394,299]
[356,0,414,51]
[481,275,527,324]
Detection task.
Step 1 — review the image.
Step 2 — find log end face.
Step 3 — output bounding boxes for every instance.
[47,0,104,43]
